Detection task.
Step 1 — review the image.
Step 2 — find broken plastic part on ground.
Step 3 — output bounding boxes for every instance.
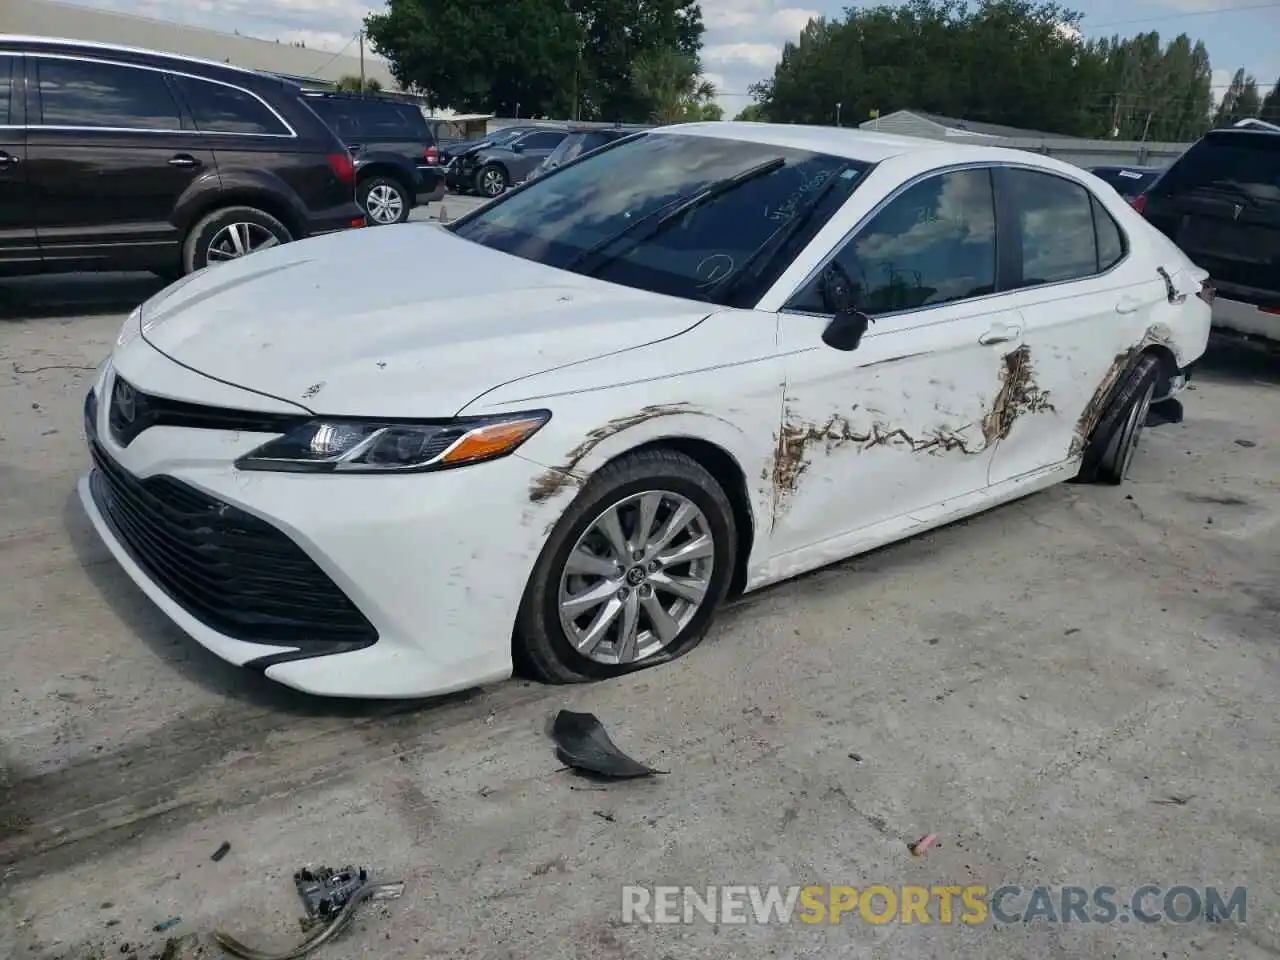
[551,709,667,779]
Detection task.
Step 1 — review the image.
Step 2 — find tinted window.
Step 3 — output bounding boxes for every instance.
[452,132,870,304]
[172,76,287,135]
[37,58,181,130]
[0,56,12,125]
[520,131,567,150]
[792,169,996,315]
[304,97,355,137]
[1092,196,1125,271]
[357,101,423,138]
[1005,168,1098,286]
[1153,133,1280,205]
[544,131,614,168]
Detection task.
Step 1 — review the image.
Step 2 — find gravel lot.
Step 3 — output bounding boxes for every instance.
[1,201,1277,959]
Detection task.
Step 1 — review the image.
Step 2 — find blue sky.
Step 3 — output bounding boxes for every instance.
[67,0,1280,117]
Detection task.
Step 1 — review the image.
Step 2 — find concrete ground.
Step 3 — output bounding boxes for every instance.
[0,206,1277,958]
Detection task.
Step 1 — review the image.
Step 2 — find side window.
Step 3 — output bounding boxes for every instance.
[522,131,567,150]
[789,168,997,315]
[36,58,181,130]
[1004,168,1098,287]
[1092,195,1126,271]
[0,56,12,126]
[171,76,288,135]
[360,103,413,137]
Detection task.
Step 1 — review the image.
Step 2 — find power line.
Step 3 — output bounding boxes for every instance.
[1085,0,1280,29]
[314,32,359,75]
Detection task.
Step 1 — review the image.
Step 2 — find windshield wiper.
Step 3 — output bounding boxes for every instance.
[707,163,856,304]
[564,157,787,276]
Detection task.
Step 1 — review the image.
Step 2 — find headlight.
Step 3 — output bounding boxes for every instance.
[235,410,551,474]
[116,306,142,349]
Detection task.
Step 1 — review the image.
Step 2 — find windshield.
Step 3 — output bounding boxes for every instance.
[1094,168,1157,196]
[486,127,529,145]
[449,132,871,305]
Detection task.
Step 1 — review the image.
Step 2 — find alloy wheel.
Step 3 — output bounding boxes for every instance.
[480,168,506,197]
[1117,381,1156,480]
[557,491,715,666]
[364,183,405,225]
[206,222,281,263]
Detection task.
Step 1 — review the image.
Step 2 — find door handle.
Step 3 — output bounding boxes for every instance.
[1115,295,1143,314]
[978,324,1020,345]
[168,154,199,168]
[0,152,19,166]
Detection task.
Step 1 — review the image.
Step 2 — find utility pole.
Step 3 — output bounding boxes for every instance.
[358,30,365,90]
[835,102,842,127]
[1140,110,1153,142]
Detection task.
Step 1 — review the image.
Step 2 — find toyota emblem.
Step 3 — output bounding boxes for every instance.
[114,380,137,423]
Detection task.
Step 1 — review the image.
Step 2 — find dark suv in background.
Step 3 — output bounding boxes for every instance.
[524,124,650,183]
[1136,128,1280,343]
[0,37,365,279]
[302,92,446,225]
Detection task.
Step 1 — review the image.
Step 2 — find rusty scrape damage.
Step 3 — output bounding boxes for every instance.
[771,345,1055,526]
[979,345,1055,446]
[528,403,697,503]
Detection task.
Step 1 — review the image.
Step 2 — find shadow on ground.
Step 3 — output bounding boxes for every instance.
[0,274,165,321]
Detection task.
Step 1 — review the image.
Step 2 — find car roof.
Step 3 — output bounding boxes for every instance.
[0,33,270,80]
[658,121,1068,167]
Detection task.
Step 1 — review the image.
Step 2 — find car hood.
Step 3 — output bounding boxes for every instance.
[137,224,713,417]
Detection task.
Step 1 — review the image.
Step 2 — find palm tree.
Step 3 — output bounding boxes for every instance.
[631,47,722,124]
[335,74,383,94]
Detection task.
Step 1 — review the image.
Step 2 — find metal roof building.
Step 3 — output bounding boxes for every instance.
[0,0,400,90]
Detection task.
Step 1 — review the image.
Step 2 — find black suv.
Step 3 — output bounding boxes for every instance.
[302,92,446,225]
[1137,128,1280,341]
[0,37,366,279]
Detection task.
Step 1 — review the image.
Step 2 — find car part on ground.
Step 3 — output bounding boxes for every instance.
[551,710,667,778]
[79,123,1214,698]
[0,36,365,280]
[1135,127,1280,343]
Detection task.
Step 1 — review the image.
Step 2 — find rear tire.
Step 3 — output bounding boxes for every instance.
[183,206,292,274]
[1077,353,1160,485]
[358,175,411,225]
[515,449,737,684]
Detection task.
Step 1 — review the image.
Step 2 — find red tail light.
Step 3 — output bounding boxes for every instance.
[1197,279,1216,305]
[327,152,355,187]
[424,145,439,164]
[1130,193,1147,215]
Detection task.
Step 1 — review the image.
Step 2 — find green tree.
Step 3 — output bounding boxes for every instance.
[335,74,383,93]
[748,0,1213,140]
[1261,78,1280,124]
[1213,68,1262,127]
[735,102,769,121]
[631,46,721,123]
[364,0,703,121]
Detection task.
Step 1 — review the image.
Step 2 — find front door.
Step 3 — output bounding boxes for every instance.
[986,166,1168,486]
[510,130,568,181]
[769,167,1022,557]
[0,53,38,275]
[24,54,217,271]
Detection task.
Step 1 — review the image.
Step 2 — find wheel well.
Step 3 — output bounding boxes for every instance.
[1143,343,1179,399]
[358,164,412,192]
[189,191,302,241]
[625,437,756,599]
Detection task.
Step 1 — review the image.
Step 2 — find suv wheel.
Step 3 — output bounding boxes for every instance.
[359,175,411,225]
[476,164,508,198]
[184,206,292,274]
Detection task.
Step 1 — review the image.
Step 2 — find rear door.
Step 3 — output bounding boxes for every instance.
[1142,131,1280,307]
[23,54,218,270]
[0,52,39,274]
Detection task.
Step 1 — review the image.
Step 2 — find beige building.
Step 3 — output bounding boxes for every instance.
[0,0,400,90]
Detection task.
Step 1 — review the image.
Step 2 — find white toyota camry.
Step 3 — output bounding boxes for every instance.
[80,122,1213,698]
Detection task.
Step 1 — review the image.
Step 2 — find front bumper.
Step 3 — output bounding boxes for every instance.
[78,352,556,698]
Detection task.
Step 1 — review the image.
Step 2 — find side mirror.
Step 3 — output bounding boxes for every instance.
[511,142,525,153]
[818,264,872,351]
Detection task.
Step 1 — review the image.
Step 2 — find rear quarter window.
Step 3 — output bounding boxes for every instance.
[1154,134,1280,201]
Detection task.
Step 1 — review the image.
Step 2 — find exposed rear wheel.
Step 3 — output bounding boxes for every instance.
[1077,353,1160,485]
[359,175,411,225]
[515,449,737,683]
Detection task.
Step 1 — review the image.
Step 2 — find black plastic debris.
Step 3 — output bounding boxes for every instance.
[214,865,404,960]
[552,710,666,779]
[153,917,182,932]
[211,841,231,862]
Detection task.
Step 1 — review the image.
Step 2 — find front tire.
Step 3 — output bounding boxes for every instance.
[358,175,411,225]
[1078,353,1160,485]
[183,206,292,274]
[475,163,508,198]
[515,449,737,684]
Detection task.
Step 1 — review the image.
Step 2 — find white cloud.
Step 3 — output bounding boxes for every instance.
[770,7,820,36]
[703,42,783,70]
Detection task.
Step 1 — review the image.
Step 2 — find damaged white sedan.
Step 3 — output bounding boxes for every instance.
[80,122,1213,698]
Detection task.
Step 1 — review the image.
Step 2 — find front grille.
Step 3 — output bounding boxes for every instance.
[86,434,377,650]
[109,376,308,448]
